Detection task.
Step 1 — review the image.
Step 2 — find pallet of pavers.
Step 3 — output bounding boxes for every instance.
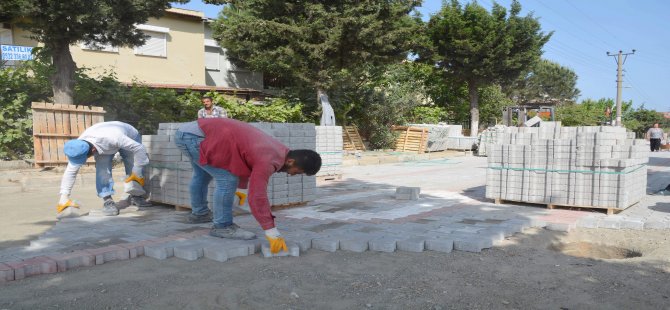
[485,122,648,214]
[143,122,317,210]
[315,126,343,181]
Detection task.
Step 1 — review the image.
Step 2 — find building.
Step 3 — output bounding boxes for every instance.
[1,8,264,94]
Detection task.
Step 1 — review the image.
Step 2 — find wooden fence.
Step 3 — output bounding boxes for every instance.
[31,102,106,166]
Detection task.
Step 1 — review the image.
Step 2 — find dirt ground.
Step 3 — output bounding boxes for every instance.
[1,228,669,309]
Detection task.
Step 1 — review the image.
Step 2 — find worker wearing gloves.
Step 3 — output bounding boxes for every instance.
[174,118,321,254]
[57,121,151,218]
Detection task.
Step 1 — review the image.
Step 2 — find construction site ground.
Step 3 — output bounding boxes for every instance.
[1,151,669,309]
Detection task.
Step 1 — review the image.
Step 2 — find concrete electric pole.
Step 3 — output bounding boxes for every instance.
[607,50,635,127]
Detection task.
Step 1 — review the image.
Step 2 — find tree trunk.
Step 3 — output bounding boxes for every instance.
[50,43,76,105]
[468,82,479,137]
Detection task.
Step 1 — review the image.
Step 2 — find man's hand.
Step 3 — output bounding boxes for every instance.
[235,189,248,206]
[265,228,288,254]
[124,173,145,186]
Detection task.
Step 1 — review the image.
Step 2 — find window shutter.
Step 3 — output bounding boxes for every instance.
[205,46,220,70]
[135,31,166,57]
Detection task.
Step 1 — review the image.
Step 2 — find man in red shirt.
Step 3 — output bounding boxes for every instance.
[174,118,321,254]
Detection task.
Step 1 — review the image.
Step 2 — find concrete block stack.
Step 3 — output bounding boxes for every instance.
[485,122,648,210]
[477,125,507,156]
[144,122,318,208]
[409,124,462,152]
[315,126,343,177]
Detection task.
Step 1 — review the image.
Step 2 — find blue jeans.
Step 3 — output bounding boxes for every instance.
[95,134,142,198]
[174,130,239,228]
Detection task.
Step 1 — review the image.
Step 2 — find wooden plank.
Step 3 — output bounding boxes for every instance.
[34,133,80,138]
[31,106,106,114]
[495,198,625,215]
[54,108,66,163]
[45,104,58,164]
[32,104,45,166]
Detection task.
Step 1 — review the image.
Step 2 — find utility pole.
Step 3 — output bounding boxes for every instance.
[607,50,635,126]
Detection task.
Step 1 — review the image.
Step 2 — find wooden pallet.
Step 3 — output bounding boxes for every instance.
[493,198,626,215]
[343,125,366,151]
[391,126,428,154]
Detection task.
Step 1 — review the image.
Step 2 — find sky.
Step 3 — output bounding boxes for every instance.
[173,0,670,111]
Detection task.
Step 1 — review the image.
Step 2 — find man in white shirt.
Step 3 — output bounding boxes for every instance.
[197,96,228,119]
[57,121,151,218]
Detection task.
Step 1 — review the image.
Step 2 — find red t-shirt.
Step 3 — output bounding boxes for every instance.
[197,118,289,229]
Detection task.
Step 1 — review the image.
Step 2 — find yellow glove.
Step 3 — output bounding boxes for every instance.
[57,199,80,213]
[235,191,247,206]
[266,236,288,254]
[124,173,145,187]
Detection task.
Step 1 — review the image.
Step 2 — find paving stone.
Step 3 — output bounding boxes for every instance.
[619,219,645,230]
[576,217,600,229]
[546,222,575,232]
[203,247,228,262]
[425,238,453,253]
[84,245,130,265]
[312,237,339,252]
[0,263,14,282]
[5,256,57,280]
[598,218,622,229]
[261,242,300,258]
[395,187,420,200]
[453,238,492,253]
[48,251,95,272]
[643,221,669,229]
[144,241,186,260]
[173,243,205,261]
[369,237,397,253]
[396,237,425,252]
[339,235,370,253]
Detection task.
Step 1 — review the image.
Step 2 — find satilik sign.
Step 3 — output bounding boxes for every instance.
[1,44,34,61]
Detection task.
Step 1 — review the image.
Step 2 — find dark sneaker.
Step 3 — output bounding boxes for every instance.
[188,212,212,224]
[101,199,119,216]
[209,223,257,240]
[129,196,152,208]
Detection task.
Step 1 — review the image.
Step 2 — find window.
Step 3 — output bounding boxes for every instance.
[205,46,220,70]
[134,24,169,58]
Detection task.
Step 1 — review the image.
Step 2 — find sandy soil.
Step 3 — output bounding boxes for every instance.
[1,228,669,309]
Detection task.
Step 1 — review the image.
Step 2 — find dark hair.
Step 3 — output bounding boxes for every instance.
[287,149,322,176]
[202,96,212,101]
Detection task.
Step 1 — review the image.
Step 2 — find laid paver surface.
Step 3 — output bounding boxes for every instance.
[1,151,669,282]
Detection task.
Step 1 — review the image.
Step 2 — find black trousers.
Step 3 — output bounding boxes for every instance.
[650,138,661,152]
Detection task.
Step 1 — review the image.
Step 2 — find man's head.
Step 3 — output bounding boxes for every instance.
[654,123,660,128]
[202,96,213,109]
[63,140,96,165]
[281,150,322,176]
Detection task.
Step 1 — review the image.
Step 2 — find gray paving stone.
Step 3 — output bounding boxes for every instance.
[144,241,186,260]
[369,237,397,253]
[453,237,492,253]
[312,237,339,252]
[173,243,205,261]
[576,217,600,228]
[546,222,575,232]
[203,247,228,262]
[425,238,453,253]
[643,221,669,229]
[396,237,425,252]
[598,218,622,229]
[618,219,645,230]
[339,235,370,253]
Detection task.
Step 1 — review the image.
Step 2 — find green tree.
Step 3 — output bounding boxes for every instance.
[0,0,184,104]
[211,0,421,112]
[623,105,665,138]
[423,0,551,136]
[506,59,580,103]
[555,98,632,127]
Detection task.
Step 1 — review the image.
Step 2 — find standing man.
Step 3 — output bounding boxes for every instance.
[197,96,228,119]
[174,118,321,254]
[646,123,664,152]
[57,121,151,219]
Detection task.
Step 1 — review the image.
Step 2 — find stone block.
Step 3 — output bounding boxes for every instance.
[454,238,492,253]
[576,217,600,229]
[144,241,185,260]
[203,247,228,262]
[0,263,14,282]
[395,187,420,200]
[396,237,425,252]
[312,237,339,252]
[619,219,644,230]
[425,238,453,253]
[546,222,575,232]
[598,218,622,229]
[339,235,370,253]
[84,245,130,265]
[643,221,669,230]
[48,251,95,272]
[173,243,205,261]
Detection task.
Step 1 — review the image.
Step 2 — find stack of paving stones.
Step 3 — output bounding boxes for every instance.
[144,122,318,208]
[486,122,648,210]
[477,125,507,156]
[315,126,343,178]
[408,124,463,152]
